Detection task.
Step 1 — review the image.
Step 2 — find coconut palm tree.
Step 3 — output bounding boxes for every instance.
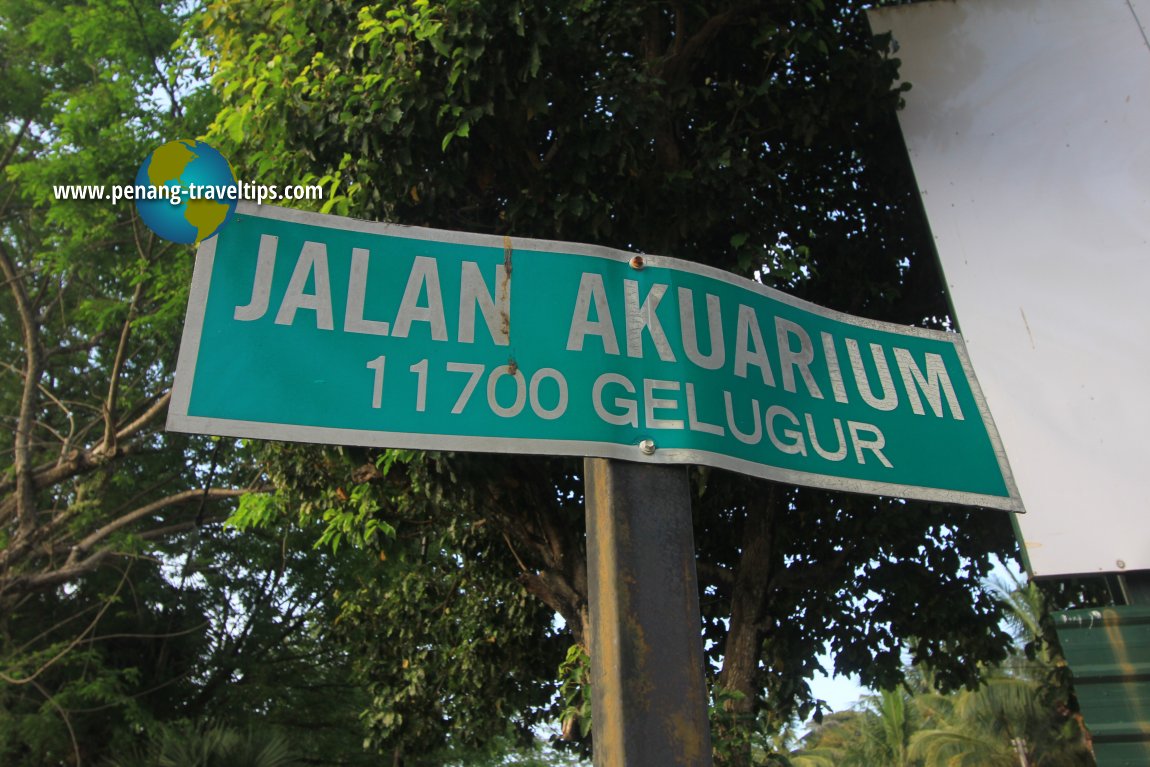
[907,578,1093,767]
[788,709,861,767]
[104,721,297,767]
[791,578,1094,767]
[791,688,923,767]
[909,673,1053,767]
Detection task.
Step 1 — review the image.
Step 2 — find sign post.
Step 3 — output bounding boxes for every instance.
[585,458,712,766]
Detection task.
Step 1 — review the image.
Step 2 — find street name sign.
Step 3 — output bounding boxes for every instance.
[168,203,1022,510]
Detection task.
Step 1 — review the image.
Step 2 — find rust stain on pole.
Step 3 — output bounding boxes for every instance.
[585,457,713,766]
[500,236,512,340]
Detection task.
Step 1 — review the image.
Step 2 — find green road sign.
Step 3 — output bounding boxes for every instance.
[168,203,1021,510]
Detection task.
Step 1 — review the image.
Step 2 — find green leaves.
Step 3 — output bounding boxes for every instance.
[557,644,592,740]
[791,582,1096,767]
[0,1,360,762]
[105,722,299,767]
[228,492,281,530]
[315,483,396,554]
[335,524,564,759]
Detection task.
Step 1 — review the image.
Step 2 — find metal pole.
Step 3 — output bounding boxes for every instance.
[584,457,713,767]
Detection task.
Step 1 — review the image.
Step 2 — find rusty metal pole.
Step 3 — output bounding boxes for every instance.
[584,457,713,767]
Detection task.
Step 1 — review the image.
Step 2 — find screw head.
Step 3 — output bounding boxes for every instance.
[638,439,656,455]
[629,255,645,270]
[1117,559,1127,569]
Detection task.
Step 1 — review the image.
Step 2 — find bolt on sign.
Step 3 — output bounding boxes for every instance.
[168,203,1022,510]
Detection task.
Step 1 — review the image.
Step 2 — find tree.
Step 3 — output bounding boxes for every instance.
[226,444,578,764]
[197,0,1022,762]
[791,581,1096,767]
[0,2,379,764]
[906,580,1095,767]
[104,721,298,767]
[909,676,1058,767]
[790,689,919,767]
[789,710,862,767]
[0,0,217,760]
[0,0,235,627]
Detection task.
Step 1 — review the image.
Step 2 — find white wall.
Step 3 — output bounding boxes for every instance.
[869,0,1150,576]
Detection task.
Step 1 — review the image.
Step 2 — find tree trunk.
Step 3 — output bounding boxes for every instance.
[717,486,779,766]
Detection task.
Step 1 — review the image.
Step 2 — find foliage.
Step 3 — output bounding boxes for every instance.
[557,644,592,742]
[240,443,572,764]
[710,686,757,766]
[439,734,588,767]
[104,721,297,767]
[789,710,861,767]
[790,689,916,767]
[0,1,374,764]
[0,0,221,761]
[0,0,209,598]
[791,581,1096,767]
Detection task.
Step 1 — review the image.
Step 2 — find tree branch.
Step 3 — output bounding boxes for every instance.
[0,488,263,600]
[32,679,82,767]
[0,359,79,461]
[0,569,128,685]
[115,389,172,443]
[101,281,145,455]
[0,117,31,178]
[661,5,756,86]
[0,390,172,502]
[0,239,44,537]
[697,560,735,591]
[135,514,231,542]
[70,487,251,559]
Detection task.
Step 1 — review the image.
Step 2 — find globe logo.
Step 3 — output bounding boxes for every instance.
[135,139,238,245]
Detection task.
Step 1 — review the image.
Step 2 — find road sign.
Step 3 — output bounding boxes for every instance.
[168,202,1021,510]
